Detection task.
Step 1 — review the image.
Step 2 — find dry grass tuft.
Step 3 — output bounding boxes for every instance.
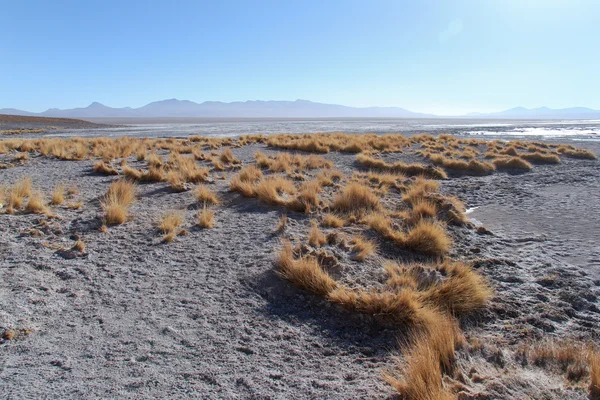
[308,221,327,247]
[197,205,215,228]
[194,185,220,205]
[400,220,451,256]
[102,179,136,225]
[274,214,287,233]
[492,156,533,171]
[25,191,49,214]
[276,240,337,295]
[332,183,380,215]
[72,240,86,252]
[350,236,376,261]
[590,351,600,399]
[238,165,263,182]
[50,184,65,205]
[322,213,346,228]
[93,161,118,175]
[158,211,183,234]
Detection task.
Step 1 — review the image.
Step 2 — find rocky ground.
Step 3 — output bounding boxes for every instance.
[0,133,599,399]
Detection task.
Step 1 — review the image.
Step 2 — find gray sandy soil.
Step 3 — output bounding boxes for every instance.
[1,138,599,399]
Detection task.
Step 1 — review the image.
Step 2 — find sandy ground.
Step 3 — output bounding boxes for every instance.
[0,136,599,399]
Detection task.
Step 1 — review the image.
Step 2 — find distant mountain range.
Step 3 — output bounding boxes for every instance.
[2,99,600,119]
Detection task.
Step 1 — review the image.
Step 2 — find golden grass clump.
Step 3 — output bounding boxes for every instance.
[426,153,496,176]
[72,240,86,252]
[308,221,327,247]
[400,220,451,256]
[194,185,220,205]
[519,151,561,164]
[557,146,597,160]
[253,176,297,206]
[158,210,183,242]
[356,153,448,179]
[50,184,65,205]
[350,236,376,261]
[276,240,337,295]
[332,183,380,215]
[102,179,136,225]
[410,198,439,222]
[25,190,49,214]
[93,161,118,175]
[384,319,461,400]
[197,205,215,228]
[492,156,533,171]
[322,213,346,228]
[123,165,143,180]
[274,214,287,233]
[421,261,492,315]
[402,177,440,204]
[238,165,263,182]
[140,166,165,182]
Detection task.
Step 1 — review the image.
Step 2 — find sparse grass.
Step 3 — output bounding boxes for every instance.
[50,184,65,205]
[590,351,600,399]
[123,165,143,180]
[277,240,337,295]
[197,205,215,228]
[557,145,597,160]
[520,151,561,164]
[102,179,136,225]
[356,153,447,179]
[194,185,220,205]
[238,165,263,182]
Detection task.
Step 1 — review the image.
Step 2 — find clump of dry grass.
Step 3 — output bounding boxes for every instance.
[194,185,220,205]
[25,190,49,215]
[102,179,136,225]
[123,165,143,180]
[93,161,118,175]
[274,214,287,233]
[420,260,492,315]
[590,351,600,399]
[322,213,345,228]
[254,176,297,206]
[308,221,327,247]
[350,236,376,261]
[276,240,337,295]
[158,210,183,242]
[410,198,438,222]
[400,220,451,256]
[557,145,597,160]
[50,183,65,205]
[425,153,496,176]
[332,183,380,215]
[384,319,462,400]
[238,165,263,182]
[197,205,215,228]
[356,153,448,179]
[492,156,533,171]
[520,151,561,164]
[72,240,86,252]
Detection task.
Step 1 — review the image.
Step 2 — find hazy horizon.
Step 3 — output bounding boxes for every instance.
[3,1,600,115]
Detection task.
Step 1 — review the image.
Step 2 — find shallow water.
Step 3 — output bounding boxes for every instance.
[45,118,600,140]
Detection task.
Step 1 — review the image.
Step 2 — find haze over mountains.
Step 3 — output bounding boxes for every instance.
[2,99,600,120]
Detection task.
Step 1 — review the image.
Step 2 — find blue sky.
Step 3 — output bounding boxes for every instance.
[1,0,599,115]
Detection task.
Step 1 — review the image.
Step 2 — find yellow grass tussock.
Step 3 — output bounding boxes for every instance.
[102,179,136,225]
[198,204,215,228]
[194,185,220,205]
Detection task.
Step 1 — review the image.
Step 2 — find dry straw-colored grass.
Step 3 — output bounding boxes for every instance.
[194,185,220,205]
[102,179,136,225]
[277,240,337,295]
[158,210,183,242]
[332,182,380,215]
[274,214,287,233]
[93,161,118,175]
[492,156,533,171]
[356,153,448,179]
[308,221,327,247]
[50,184,65,205]
[25,190,49,215]
[350,236,376,261]
[72,240,86,252]
[322,213,346,228]
[197,205,215,228]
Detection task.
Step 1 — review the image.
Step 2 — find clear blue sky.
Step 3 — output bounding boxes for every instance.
[1,0,599,115]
